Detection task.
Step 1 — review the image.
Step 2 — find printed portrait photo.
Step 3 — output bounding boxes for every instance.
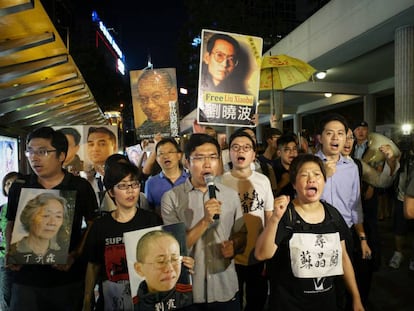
[130,68,179,139]
[9,188,76,265]
[124,222,192,309]
[197,29,263,127]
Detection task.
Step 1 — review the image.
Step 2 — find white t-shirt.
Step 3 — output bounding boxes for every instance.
[221,170,274,265]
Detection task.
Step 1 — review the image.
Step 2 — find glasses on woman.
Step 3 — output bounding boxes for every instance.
[115,181,140,190]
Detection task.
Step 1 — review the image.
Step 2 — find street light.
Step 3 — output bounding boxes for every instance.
[316,71,327,79]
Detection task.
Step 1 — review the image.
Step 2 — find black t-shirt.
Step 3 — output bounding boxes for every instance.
[86,208,162,276]
[86,208,162,309]
[268,201,349,311]
[6,172,98,287]
[274,158,296,198]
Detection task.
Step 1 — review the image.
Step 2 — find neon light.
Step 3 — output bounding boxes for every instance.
[99,22,123,60]
[192,36,201,47]
[117,58,125,75]
[92,11,125,61]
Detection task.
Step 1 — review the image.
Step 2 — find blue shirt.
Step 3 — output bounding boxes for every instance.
[353,140,368,160]
[315,150,363,227]
[144,170,189,210]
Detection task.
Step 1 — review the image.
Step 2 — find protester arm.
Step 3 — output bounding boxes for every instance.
[83,262,101,311]
[142,133,162,175]
[255,195,289,260]
[404,195,414,219]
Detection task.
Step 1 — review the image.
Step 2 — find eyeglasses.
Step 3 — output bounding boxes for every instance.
[25,149,57,158]
[346,135,355,141]
[190,155,220,163]
[143,255,183,269]
[138,90,170,106]
[157,151,178,157]
[115,181,140,190]
[282,147,298,153]
[212,51,238,66]
[230,144,253,152]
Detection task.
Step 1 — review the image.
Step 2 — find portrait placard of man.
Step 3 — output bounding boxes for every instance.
[197,29,263,127]
[54,126,85,175]
[130,68,179,139]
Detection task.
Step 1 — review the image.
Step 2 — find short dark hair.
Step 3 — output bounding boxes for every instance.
[228,131,256,151]
[2,171,21,196]
[103,161,140,191]
[87,127,116,145]
[206,33,240,57]
[318,113,349,134]
[235,127,255,135]
[234,127,256,143]
[277,134,297,150]
[104,154,130,172]
[27,127,68,161]
[57,127,81,145]
[184,134,221,160]
[262,128,283,148]
[289,154,327,184]
[264,128,282,141]
[155,138,182,154]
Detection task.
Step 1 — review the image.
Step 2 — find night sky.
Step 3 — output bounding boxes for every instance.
[95,1,188,72]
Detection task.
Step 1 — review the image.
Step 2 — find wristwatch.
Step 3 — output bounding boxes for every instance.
[360,236,368,241]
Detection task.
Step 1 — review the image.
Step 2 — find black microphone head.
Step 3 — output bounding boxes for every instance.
[204,174,215,186]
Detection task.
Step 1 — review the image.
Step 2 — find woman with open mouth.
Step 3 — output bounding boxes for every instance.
[255,154,364,311]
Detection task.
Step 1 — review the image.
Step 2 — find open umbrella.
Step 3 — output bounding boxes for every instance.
[260,54,317,90]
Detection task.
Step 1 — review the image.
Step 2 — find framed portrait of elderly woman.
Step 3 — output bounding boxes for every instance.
[8,188,76,265]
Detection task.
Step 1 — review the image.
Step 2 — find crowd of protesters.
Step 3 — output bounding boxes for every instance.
[1,112,414,311]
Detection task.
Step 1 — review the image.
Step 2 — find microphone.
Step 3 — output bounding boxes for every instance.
[204,174,219,219]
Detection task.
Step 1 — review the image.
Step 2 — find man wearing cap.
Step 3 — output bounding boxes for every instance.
[351,120,400,304]
[353,121,369,159]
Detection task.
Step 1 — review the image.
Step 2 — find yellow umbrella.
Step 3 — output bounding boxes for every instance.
[260,54,317,90]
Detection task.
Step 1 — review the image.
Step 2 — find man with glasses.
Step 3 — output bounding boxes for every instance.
[6,127,97,311]
[161,134,246,310]
[222,131,274,311]
[144,138,189,216]
[136,69,178,138]
[201,33,248,94]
